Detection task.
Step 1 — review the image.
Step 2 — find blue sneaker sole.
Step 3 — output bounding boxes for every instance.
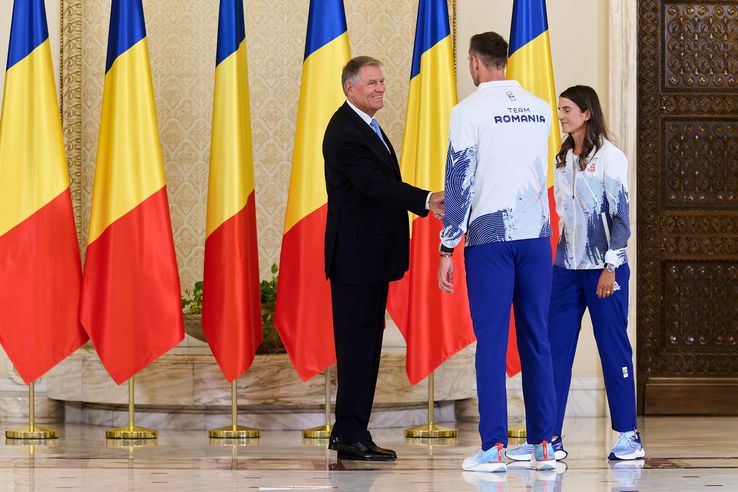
[608,449,645,460]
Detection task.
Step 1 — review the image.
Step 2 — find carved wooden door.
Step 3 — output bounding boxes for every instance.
[637,1,738,414]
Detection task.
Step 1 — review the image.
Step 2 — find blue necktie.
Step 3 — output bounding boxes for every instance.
[370,118,389,151]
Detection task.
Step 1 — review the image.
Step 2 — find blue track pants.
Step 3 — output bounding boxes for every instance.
[465,238,556,449]
[549,265,637,435]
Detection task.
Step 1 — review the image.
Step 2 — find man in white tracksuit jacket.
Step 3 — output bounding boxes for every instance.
[437,31,557,472]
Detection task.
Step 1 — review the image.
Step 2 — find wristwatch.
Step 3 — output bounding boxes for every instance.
[439,244,454,256]
[605,263,616,273]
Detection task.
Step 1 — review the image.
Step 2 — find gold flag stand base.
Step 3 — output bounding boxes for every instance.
[303,424,332,439]
[303,367,333,440]
[106,377,157,440]
[209,379,260,441]
[5,382,58,440]
[5,426,57,440]
[405,423,457,439]
[209,425,260,439]
[508,426,526,439]
[106,425,157,440]
[405,372,458,439]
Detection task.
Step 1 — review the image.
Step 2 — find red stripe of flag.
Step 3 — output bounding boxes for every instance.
[0,189,87,383]
[80,188,183,384]
[202,193,262,382]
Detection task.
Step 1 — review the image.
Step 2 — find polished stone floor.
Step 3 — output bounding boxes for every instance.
[1,417,737,491]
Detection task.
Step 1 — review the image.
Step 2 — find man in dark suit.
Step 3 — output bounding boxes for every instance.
[323,56,444,461]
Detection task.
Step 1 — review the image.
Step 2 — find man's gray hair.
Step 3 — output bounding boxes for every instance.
[341,56,383,88]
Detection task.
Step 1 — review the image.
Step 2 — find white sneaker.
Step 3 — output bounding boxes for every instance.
[505,442,533,461]
[608,431,646,460]
[507,437,568,461]
[462,443,507,472]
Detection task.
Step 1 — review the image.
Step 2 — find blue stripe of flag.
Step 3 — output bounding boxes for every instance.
[105,0,147,73]
[215,0,246,66]
[508,0,549,57]
[304,0,347,60]
[410,0,451,79]
[6,0,49,70]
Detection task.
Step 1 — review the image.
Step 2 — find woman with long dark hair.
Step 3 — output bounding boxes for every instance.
[508,85,645,462]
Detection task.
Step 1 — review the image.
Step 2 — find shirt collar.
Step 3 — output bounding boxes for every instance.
[346,99,374,126]
[476,80,522,91]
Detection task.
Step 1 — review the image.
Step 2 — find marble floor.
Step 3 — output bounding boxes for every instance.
[1,417,737,491]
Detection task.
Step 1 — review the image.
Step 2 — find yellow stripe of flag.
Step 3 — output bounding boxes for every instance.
[0,40,68,236]
[400,36,456,194]
[282,32,349,234]
[507,31,560,188]
[206,41,254,238]
[87,38,165,244]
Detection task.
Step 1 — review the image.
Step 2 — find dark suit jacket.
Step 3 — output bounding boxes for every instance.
[323,102,429,285]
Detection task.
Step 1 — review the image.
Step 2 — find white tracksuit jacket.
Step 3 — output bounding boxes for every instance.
[553,139,631,269]
[440,80,552,249]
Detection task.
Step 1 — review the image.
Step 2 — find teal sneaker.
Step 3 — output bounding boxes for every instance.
[462,443,507,472]
[507,436,567,461]
[530,440,556,470]
[608,431,645,460]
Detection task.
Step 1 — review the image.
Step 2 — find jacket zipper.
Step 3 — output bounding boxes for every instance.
[570,155,577,265]
[572,156,577,198]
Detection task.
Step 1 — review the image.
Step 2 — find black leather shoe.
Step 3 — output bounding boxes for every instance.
[337,441,397,461]
[328,435,339,451]
[366,441,397,459]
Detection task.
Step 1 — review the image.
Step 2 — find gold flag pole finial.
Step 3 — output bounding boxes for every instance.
[6,382,58,440]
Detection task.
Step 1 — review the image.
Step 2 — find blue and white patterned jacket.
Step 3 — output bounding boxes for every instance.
[553,139,630,269]
[440,80,552,249]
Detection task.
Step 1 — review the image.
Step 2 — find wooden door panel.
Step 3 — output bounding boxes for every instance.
[637,0,738,414]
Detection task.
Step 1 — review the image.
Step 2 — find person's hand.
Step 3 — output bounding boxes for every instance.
[596,269,616,298]
[438,255,454,293]
[429,191,444,218]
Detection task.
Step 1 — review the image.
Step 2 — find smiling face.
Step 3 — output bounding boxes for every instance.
[558,96,590,135]
[345,64,385,117]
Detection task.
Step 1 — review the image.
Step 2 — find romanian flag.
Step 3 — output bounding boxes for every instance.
[79,0,183,384]
[202,0,262,382]
[386,0,475,385]
[506,0,561,376]
[274,0,350,381]
[0,0,88,384]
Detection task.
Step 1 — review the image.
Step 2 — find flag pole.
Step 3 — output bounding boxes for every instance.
[5,382,58,439]
[405,371,457,438]
[303,366,332,439]
[209,379,260,439]
[105,376,156,439]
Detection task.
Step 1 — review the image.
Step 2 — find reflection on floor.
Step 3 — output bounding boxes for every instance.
[1,417,737,491]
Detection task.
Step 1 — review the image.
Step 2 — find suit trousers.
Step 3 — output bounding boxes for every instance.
[329,279,389,444]
[549,264,636,435]
[465,237,556,449]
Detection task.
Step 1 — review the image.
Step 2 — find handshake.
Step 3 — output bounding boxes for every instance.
[429,190,445,219]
